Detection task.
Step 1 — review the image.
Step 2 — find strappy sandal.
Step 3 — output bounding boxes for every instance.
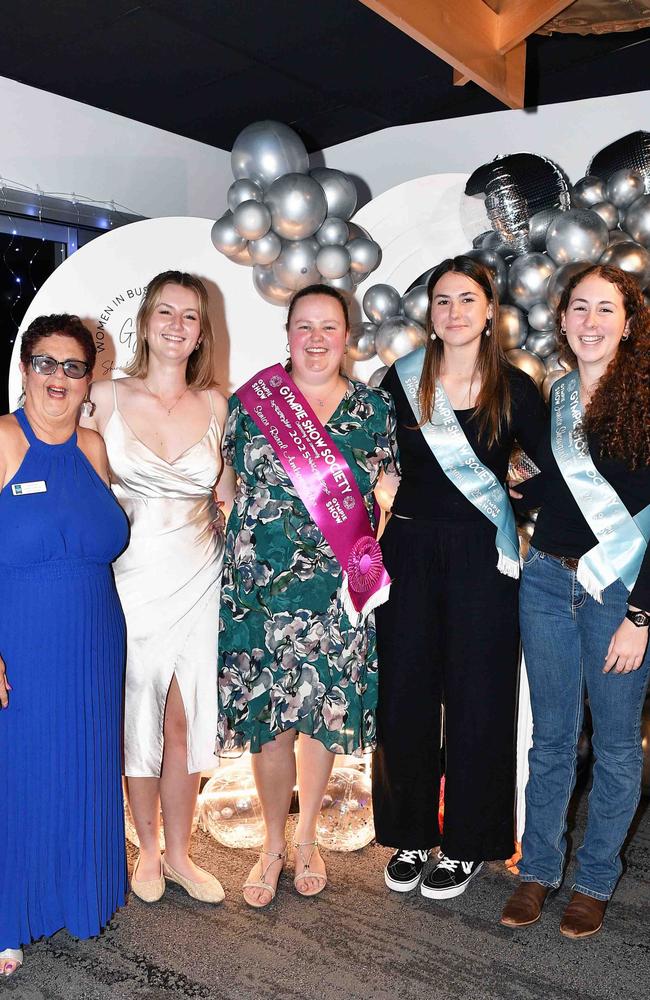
[243,848,286,909]
[0,948,23,977]
[293,840,327,897]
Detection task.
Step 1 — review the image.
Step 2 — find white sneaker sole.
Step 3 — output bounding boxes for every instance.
[384,869,423,892]
[420,862,484,899]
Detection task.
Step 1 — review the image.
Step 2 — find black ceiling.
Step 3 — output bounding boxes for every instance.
[3,1,650,152]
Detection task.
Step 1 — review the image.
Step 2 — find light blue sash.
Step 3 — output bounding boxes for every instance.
[551,369,650,601]
[395,348,520,578]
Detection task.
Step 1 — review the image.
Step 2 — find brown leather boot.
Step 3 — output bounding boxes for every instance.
[559,891,607,939]
[500,881,551,927]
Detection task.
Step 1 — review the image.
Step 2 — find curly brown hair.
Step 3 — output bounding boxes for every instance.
[20,314,96,369]
[557,263,650,470]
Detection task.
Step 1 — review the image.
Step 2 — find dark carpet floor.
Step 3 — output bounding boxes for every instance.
[4,789,649,1000]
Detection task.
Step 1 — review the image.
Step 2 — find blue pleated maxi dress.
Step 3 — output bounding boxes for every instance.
[0,408,129,950]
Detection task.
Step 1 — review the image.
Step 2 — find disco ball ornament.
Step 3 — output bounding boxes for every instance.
[498,304,528,350]
[368,365,388,387]
[508,252,556,311]
[600,240,650,288]
[125,799,199,850]
[199,763,265,849]
[546,209,609,265]
[571,176,606,209]
[506,349,547,386]
[624,195,650,249]
[316,767,374,851]
[375,316,426,366]
[347,321,377,362]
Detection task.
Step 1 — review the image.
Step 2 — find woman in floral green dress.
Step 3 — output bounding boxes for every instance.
[218,284,398,907]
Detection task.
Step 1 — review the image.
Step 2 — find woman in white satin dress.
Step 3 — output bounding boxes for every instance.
[84,270,228,904]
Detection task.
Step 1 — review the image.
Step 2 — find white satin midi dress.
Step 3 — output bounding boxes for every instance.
[105,379,223,776]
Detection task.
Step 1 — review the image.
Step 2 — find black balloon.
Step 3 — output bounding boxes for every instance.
[588,131,650,195]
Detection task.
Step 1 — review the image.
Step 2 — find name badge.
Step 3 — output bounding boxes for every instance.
[12,480,47,496]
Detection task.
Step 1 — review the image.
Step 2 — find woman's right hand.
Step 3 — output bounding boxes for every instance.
[0,654,11,708]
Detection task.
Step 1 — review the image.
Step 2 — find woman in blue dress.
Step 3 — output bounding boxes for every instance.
[0,314,129,977]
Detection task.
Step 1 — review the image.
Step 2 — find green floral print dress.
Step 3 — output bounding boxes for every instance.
[217,379,398,756]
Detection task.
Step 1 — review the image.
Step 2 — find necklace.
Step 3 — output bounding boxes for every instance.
[142,379,189,415]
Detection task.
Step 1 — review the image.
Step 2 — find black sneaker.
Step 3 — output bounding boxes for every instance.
[420,855,483,899]
[384,848,429,892]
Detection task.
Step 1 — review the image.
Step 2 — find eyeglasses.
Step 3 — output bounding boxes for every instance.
[30,354,91,379]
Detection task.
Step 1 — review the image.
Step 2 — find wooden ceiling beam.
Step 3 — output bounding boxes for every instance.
[358,0,527,109]
[496,1,576,54]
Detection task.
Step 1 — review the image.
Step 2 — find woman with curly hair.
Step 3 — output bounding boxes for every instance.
[501,264,650,939]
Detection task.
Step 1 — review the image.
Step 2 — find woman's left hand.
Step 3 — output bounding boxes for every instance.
[603,617,649,673]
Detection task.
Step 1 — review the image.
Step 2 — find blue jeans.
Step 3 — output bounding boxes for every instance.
[519,547,650,900]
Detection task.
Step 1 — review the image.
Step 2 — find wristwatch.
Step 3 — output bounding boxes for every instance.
[625,607,650,627]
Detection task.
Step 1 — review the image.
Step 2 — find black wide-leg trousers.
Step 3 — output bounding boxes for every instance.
[373,515,519,861]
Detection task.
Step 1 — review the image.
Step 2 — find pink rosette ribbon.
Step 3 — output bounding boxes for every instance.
[347,536,385,594]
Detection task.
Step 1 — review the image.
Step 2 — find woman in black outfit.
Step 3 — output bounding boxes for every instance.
[373,256,546,899]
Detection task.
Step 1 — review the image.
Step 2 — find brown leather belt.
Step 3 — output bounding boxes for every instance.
[547,552,580,571]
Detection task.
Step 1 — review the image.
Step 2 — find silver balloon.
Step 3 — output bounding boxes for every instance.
[231,120,308,189]
[498,304,528,350]
[606,169,645,210]
[508,253,556,310]
[528,208,562,251]
[465,248,508,297]
[227,178,263,212]
[375,317,426,366]
[600,240,650,288]
[310,168,357,220]
[571,176,606,209]
[322,274,354,293]
[315,217,349,247]
[544,351,562,371]
[624,195,650,250]
[607,230,634,246]
[546,261,590,310]
[527,302,555,332]
[347,222,371,241]
[248,230,282,265]
[368,365,388,387]
[363,284,402,325]
[316,244,351,280]
[211,211,247,257]
[347,237,381,276]
[347,322,377,362]
[265,173,328,240]
[228,242,254,267]
[506,349,547,386]
[542,368,567,402]
[402,285,429,326]
[546,210,609,265]
[252,264,293,306]
[233,199,271,240]
[273,238,320,291]
[525,330,557,358]
[590,201,619,230]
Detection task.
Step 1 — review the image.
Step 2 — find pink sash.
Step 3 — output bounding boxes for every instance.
[237,365,391,623]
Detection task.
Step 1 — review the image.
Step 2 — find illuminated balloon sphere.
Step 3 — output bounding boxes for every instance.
[465,248,508,297]
[402,285,429,326]
[265,173,328,240]
[528,302,555,332]
[571,175,606,209]
[347,321,377,362]
[600,240,650,288]
[316,244,351,280]
[253,263,293,306]
[249,230,282,265]
[542,367,567,402]
[231,120,309,189]
[606,169,645,210]
[590,201,619,230]
[507,349,547,386]
[199,764,265,849]
[211,211,247,257]
[316,767,374,851]
[233,199,272,241]
[498,304,528,350]
[310,168,358,221]
[546,210,609,265]
[347,237,381,276]
[227,178,264,212]
[315,217,349,247]
[363,283,402,325]
[376,317,426,366]
[368,365,388,387]
[273,238,320,290]
[525,330,557,359]
[546,261,590,310]
[624,195,650,250]
[125,799,199,851]
[508,252,556,311]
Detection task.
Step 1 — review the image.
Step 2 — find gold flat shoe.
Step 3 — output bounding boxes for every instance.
[243,848,286,909]
[293,840,327,897]
[130,855,165,903]
[0,948,24,976]
[162,857,225,904]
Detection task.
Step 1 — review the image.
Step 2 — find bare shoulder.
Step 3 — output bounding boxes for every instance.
[77,426,110,480]
[205,387,229,425]
[0,412,21,444]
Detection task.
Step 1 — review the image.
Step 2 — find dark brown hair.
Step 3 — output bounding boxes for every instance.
[21,314,96,370]
[420,255,511,446]
[557,263,650,469]
[124,270,216,389]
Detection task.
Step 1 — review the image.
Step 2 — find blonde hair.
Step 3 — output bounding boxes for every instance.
[124,270,217,389]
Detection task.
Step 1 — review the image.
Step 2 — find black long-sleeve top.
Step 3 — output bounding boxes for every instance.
[381,363,547,523]
[516,428,650,611]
